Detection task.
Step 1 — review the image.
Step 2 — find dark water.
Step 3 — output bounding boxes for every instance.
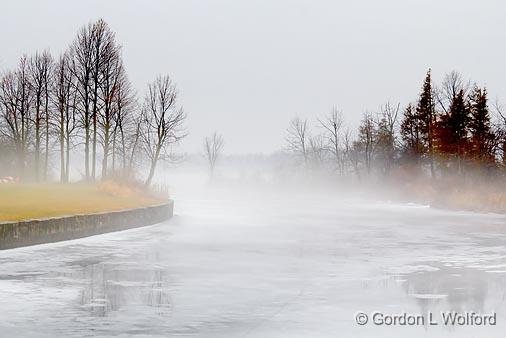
[1,187,506,337]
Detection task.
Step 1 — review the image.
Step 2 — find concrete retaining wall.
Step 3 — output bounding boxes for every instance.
[0,200,173,250]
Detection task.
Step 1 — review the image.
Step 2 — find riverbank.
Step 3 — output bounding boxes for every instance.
[391,177,506,214]
[0,201,173,250]
[0,182,166,222]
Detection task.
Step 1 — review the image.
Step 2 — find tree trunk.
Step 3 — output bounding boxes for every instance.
[120,127,126,177]
[92,114,97,181]
[127,124,140,178]
[101,130,109,180]
[145,158,158,187]
[20,113,26,180]
[85,116,90,180]
[145,145,161,187]
[65,134,71,183]
[44,106,49,180]
[60,112,65,182]
[35,116,40,181]
[101,146,109,179]
[112,131,116,174]
[34,93,41,181]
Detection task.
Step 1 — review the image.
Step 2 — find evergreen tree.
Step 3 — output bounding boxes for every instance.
[415,69,436,177]
[468,86,494,163]
[435,89,469,172]
[400,103,423,162]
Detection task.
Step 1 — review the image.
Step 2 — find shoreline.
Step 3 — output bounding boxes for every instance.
[0,201,174,250]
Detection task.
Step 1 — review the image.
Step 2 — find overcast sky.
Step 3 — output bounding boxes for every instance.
[1,0,505,154]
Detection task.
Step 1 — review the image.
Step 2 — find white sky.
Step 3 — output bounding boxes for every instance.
[1,0,505,154]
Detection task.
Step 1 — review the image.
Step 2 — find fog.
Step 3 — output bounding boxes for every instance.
[1,0,506,153]
[1,165,506,337]
[2,1,506,336]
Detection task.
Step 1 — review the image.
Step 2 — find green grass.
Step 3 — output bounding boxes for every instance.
[0,182,165,222]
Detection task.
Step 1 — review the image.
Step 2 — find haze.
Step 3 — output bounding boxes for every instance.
[0,0,505,153]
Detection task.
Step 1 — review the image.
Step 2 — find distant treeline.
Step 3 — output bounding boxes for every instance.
[0,19,186,186]
[286,69,505,182]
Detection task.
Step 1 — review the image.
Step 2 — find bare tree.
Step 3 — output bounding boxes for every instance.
[141,75,186,186]
[0,18,189,187]
[0,132,15,175]
[343,129,360,179]
[69,19,120,181]
[112,67,136,177]
[357,112,376,175]
[375,102,399,174]
[98,47,122,179]
[28,50,53,181]
[70,23,94,180]
[436,71,470,114]
[204,132,224,177]
[124,111,143,179]
[308,134,326,168]
[0,57,33,180]
[53,52,78,182]
[318,107,344,175]
[91,19,118,180]
[493,100,506,165]
[286,117,309,168]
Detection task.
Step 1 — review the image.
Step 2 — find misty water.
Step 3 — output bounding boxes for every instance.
[2,178,506,337]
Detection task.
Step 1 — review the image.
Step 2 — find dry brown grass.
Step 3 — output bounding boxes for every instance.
[0,181,166,222]
[437,186,506,213]
[395,176,506,214]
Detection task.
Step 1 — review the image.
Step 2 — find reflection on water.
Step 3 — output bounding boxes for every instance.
[350,259,506,336]
[402,265,487,315]
[75,260,172,317]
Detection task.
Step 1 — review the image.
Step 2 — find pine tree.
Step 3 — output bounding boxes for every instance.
[436,89,469,172]
[415,69,436,177]
[400,103,423,162]
[468,86,494,163]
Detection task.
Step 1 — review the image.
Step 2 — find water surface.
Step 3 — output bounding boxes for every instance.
[1,187,506,337]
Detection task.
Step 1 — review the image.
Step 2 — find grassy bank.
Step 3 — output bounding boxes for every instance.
[0,182,166,222]
[393,177,506,214]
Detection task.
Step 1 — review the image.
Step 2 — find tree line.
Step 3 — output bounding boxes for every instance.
[0,19,186,186]
[286,69,506,182]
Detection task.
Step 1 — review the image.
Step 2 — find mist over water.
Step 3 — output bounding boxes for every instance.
[1,164,506,337]
[1,2,506,337]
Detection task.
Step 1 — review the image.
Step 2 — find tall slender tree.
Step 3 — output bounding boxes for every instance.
[416,69,436,178]
[400,103,423,162]
[70,23,94,180]
[141,75,187,186]
[204,132,224,178]
[375,102,399,174]
[318,107,344,175]
[435,89,469,173]
[112,66,136,177]
[90,19,117,180]
[0,58,34,180]
[286,117,310,168]
[357,113,375,175]
[98,46,122,179]
[28,51,53,181]
[53,52,78,182]
[468,86,494,163]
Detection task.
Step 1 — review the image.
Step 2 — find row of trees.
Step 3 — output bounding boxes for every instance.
[0,19,186,186]
[286,69,506,181]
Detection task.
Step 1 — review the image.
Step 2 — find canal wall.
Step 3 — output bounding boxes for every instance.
[0,200,173,250]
